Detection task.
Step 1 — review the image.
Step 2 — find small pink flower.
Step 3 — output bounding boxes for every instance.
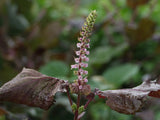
[84,78,88,83]
[78,37,83,41]
[81,32,84,35]
[79,69,88,75]
[77,43,82,48]
[79,85,82,89]
[78,75,83,80]
[76,51,80,56]
[82,56,89,62]
[87,39,90,43]
[83,70,88,75]
[74,58,79,63]
[80,63,88,68]
[82,48,87,52]
[71,64,78,69]
[85,43,90,48]
[79,69,84,75]
[85,51,90,55]
[85,57,89,61]
[81,54,85,57]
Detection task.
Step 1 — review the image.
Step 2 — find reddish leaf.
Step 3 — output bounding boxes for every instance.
[126,18,155,45]
[126,0,149,9]
[0,68,66,110]
[99,80,160,114]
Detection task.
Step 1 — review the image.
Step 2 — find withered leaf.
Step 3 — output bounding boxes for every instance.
[0,68,66,110]
[99,80,160,114]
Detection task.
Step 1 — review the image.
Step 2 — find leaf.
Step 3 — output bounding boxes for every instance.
[98,80,160,114]
[126,18,155,45]
[7,3,29,35]
[40,61,70,79]
[126,0,149,9]
[0,63,18,86]
[136,18,155,43]
[40,22,62,48]
[103,63,139,87]
[89,103,109,120]
[90,43,128,65]
[0,68,66,110]
[89,76,114,90]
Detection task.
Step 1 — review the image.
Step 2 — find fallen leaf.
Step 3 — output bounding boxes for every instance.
[0,68,66,110]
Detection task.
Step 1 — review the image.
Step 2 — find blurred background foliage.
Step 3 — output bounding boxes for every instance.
[0,0,160,120]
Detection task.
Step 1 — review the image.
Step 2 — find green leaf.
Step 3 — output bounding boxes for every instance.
[103,63,139,87]
[0,116,5,120]
[156,111,160,120]
[89,76,114,90]
[90,43,128,65]
[39,61,69,79]
[89,103,109,120]
[89,102,132,120]
[111,110,132,120]
[7,3,29,35]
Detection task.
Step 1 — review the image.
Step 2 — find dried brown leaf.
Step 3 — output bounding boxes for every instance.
[0,68,66,110]
[99,80,160,114]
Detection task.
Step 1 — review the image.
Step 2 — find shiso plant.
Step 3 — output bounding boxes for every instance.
[1,10,160,120]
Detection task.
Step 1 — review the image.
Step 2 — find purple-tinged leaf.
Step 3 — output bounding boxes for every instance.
[98,80,160,114]
[0,68,66,110]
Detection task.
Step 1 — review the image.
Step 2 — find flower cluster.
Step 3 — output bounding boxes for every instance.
[70,10,97,95]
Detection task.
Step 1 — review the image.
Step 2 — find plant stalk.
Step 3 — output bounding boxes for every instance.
[74,92,81,120]
[84,94,94,109]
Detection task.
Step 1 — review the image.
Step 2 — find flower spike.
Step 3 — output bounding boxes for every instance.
[70,10,97,95]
